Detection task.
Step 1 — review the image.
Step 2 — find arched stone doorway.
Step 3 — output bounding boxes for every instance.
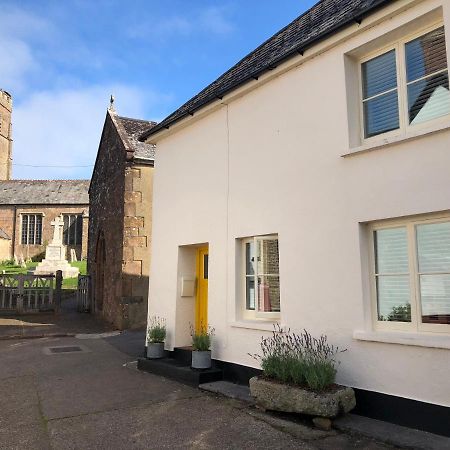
[95,231,106,312]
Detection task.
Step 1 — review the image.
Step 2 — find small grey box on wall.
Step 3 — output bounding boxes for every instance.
[181,276,196,297]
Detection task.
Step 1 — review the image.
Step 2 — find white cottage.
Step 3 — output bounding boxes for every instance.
[141,0,450,435]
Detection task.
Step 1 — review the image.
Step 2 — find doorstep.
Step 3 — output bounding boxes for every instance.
[137,346,222,387]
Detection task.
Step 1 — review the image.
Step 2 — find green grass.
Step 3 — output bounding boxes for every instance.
[0,260,87,290]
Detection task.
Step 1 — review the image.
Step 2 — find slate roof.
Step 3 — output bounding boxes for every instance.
[0,180,90,205]
[141,0,391,140]
[116,115,156,160]
[0,228,10,240]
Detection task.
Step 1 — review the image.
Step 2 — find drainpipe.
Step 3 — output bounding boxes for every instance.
[12,205,17,260]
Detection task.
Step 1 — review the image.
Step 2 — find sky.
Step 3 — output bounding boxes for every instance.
[1,0,317,180]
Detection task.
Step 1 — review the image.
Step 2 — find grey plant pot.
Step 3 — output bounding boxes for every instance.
[147,342,165,359]
[191,350,211,369]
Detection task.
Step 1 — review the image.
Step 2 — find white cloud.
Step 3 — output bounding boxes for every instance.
[0,39,36,93]
[129,16,192,40]
[0,7,55,94]
[12,85,172,180]
[127,6,234,41]
[0,7,53,39]
[200,7,234,36]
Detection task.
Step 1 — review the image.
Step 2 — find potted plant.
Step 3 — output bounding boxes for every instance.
[146,316,166,359]
[190,324,215,369]
[249,325,355,423]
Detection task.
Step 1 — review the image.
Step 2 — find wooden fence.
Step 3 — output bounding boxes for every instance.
[0,271,62,314]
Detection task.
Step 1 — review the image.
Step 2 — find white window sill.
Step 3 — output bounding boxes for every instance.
[342,120,450,157]
[353,330,450,350]
[230,320,279,332]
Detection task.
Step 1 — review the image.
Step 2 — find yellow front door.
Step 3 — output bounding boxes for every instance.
[195,246,208,333]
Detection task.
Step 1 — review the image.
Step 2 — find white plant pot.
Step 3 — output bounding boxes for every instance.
[147,342,165,359]
[191,350,211,369]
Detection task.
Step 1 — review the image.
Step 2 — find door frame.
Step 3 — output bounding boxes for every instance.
[195,245,209,333]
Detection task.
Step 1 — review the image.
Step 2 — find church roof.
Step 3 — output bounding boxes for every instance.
[141,0,391,140]
[115,115,156,161]
[0,180,90,205]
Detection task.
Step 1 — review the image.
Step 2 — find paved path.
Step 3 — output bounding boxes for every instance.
[0,296,115,340]
[0,330,397,450]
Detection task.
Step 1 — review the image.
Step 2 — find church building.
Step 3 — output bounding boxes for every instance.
[0,89,90,262]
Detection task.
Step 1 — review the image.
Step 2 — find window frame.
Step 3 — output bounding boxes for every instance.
[63,214,83,246]
[241,234,280,321]
[20,213,43,245]
[368,213,450,335]
[359,21,449,144]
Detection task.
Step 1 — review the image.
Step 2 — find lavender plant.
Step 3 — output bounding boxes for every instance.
[250,324,346,391]
[147,316,166,343]
[190,323,215,351]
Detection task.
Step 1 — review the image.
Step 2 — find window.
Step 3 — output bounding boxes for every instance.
[243,235,280,319]
[63,214,83,245]
[21,214,43,245]
[370,216,450,333]
[361,25,450,139]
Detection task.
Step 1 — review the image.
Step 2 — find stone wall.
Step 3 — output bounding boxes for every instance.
[0,238,11,260]
[121,163,153,329]
[88,113,126,328]
[0,204,88,261]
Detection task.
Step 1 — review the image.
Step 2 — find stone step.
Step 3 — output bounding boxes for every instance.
[171,346,193,365]
[199,380,255,405]
[137,357,223,387]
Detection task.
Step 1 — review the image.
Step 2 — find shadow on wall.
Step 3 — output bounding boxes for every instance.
[92,273,149,331]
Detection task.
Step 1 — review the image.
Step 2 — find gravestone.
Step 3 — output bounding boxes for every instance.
[33,215,79,278]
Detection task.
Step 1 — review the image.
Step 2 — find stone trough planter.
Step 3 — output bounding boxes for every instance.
[249,377,356,418]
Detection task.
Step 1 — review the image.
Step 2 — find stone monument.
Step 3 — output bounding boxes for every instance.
[33,215,79,278]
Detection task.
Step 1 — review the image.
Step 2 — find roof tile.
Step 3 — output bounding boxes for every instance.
[0,180,90,205]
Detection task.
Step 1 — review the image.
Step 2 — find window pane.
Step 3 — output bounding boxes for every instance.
[76,215,83,245]
[22,215,28,244]
[420,274,450,324]
[362,50,397,99]
[408,72,450,124]
[374,228,408,274]
[246,276,255,310]
[36,216,42,245]
[245,241,255,275]
[256,239,279,275]
[258,275,280,312]
[63,215,69,245]
[29,215,35,245]
[69,215,76,245]
[203,254,208,280]
[406,27,447,83]
[364,91,399,138]
[416,222,450,273]
[376,276,411,322]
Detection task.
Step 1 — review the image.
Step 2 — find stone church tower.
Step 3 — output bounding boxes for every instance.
[0,90,13,180]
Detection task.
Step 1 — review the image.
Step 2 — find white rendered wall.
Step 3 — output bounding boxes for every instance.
[148,0,450,407]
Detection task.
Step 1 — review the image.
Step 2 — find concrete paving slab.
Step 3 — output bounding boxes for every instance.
[48,396,314,450]
[199,380,255,404]
[334,414,450,450]
[0,376,51,450]
[38,365,200,420]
